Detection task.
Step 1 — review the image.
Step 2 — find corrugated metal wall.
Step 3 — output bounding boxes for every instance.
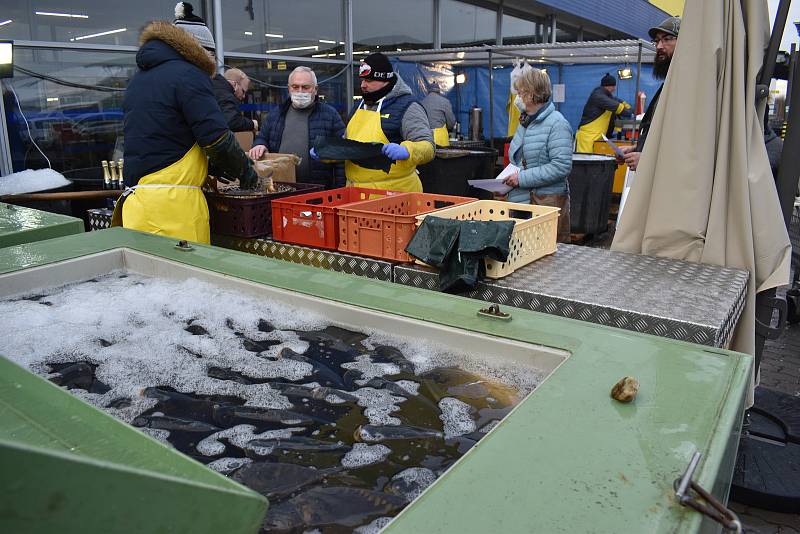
[536,0,670,40]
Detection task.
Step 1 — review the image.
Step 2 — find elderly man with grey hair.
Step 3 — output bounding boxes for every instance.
[249,66,346,189]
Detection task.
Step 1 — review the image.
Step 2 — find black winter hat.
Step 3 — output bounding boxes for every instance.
[601,73,616,87]
[359,53,395,81]
[174,2,204,23]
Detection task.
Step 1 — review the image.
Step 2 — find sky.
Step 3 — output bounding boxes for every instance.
[768,0,800,50]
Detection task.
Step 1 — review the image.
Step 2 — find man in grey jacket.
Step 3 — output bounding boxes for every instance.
[421,81,456,146]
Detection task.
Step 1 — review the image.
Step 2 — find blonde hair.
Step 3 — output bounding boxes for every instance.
[223,68,248,83]
[514,68,551,104]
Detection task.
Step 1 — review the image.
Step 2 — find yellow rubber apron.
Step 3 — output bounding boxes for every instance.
[112,143,211,244]
[575,110,613,153]
[345,99,422,192]
[432,126,450,147]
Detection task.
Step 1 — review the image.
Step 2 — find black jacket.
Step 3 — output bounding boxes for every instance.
[578,86,632,132]
[123,21,228,183]
[254,98,346,188]
[211,74,254,133]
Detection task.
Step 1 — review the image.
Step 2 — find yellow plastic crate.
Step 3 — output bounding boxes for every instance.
[415,200,559,278]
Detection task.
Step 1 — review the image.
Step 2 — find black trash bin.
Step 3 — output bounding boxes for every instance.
[567,154,617,235]
[418,147,498,199]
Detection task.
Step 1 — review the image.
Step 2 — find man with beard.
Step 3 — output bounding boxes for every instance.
[619,16,680,171]
[335,52,434,191]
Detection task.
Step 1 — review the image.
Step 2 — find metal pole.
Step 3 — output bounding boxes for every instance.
[550,15,557,44]
[0,81,14,175]
[634,41,642,138]
[787,43,796,112]
[759,0,793,87]
[776,50,800,227]
[488,49,494,149]
[496,1,504,46]
[212,0,224,73]
[344,0,353,116]
[433,0,441,49]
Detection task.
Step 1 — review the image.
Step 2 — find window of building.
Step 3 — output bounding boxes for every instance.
[0,1,186,45]
[502,13,537,45]
[441,0,496,48]
[225,59,349,120]
[222,0,344,58]
[4,48,133,173]
[352,0,433,55]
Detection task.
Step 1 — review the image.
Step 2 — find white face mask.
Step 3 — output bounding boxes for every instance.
[514,94,526,113]
[290,92,314,109]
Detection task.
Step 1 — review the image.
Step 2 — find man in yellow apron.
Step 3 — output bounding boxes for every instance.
[117,19,257,244]
[338,53,434,192]
[421,81,456,147]
[574,73,632,153]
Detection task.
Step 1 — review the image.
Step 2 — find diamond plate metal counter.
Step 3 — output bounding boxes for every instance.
[87,209,112,231]
[211,235,393,282]
[395,244,749,348]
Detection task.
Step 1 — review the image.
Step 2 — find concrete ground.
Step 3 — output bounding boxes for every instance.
[730,306,800,533]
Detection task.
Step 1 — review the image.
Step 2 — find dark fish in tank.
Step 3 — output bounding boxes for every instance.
[48,361,110,394]
[184,324,210,336]
[297,325,371,353]
[262,486,406,531]
[278,347,345,388]
[132,414,220,433]
[354,424,443,443]
[141,386,221,419]
[206,367,270,386]
[257,318,275,333]
[371,345,415,374]
[212,404,333,427]
[232,462,332,500]
[241,337,282,353]
[247,436,351,453]
[269,382,358,403]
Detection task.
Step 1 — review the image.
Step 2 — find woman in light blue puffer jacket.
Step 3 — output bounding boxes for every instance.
[504,68,573,242]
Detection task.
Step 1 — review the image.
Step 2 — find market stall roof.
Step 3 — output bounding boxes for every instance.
[388,39,656,66]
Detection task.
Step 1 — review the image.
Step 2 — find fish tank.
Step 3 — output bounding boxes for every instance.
[0,229,751,534]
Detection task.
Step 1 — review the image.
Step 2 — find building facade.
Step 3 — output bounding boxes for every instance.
[0,0,671,175]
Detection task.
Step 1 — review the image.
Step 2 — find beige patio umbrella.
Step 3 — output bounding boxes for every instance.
[612,1,791,372]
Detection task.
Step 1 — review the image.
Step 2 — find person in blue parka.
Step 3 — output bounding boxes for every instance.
[503,67,574,243]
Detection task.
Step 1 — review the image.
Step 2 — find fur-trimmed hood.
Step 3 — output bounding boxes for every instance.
[136,20,215,77]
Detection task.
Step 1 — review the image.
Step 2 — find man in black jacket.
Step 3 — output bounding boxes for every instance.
[619,16,680,171]
[212,68,258,133]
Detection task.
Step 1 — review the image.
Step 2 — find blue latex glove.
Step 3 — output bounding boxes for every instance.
[309,147,320,161]
[382,142,410,161]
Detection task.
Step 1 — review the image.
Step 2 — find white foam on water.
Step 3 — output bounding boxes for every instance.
[341,355,400,381]
[206,457,252,474]
[0,168,70,196]
[359,330,543,396]
[354,516,393,534]
[439,397,477,439]
[197,424,304,456]
[390,467,437,500]
[341,443,391,468]
[480,420,500,434]
[352,388,406,426]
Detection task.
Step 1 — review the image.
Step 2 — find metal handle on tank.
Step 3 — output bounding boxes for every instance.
[673,452,742,533]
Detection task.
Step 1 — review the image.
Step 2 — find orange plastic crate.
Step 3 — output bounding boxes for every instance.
[270,187,398,250]
[337,192,477,262]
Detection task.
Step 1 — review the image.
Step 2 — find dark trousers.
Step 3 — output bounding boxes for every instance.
[531,192,571,243]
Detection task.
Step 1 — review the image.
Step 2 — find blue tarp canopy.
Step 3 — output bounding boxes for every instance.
[389,39,660,139]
